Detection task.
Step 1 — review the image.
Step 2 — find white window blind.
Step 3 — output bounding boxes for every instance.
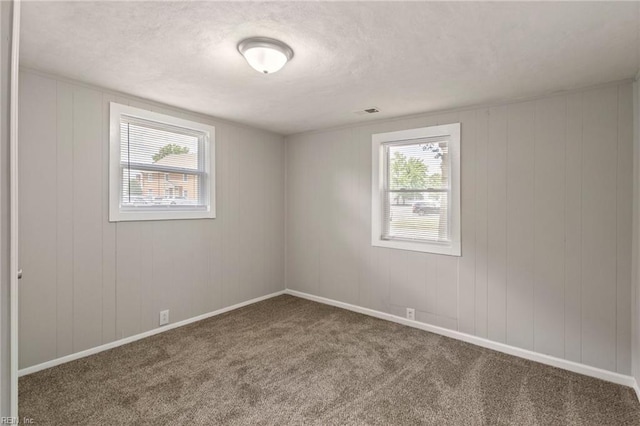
[383,138,450,243]
[109,103,215,222]
[120,116,206,210]
[372,123,460,256]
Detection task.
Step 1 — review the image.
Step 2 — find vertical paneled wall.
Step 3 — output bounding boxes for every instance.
[285,82,634,374]
[18,70,285,369]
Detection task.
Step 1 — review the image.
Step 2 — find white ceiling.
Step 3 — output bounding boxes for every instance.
[20,1,640,135]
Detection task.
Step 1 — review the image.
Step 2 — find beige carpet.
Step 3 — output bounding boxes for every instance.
[19,295,640,425]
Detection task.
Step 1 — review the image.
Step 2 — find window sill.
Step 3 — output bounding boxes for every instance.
[109,209,215,222]
[371,237,461,256]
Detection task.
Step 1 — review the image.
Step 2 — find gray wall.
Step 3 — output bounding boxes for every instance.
[16,69,637,379]
[18,70,285,369]
[0,0,14,416]
[286,81,634,374]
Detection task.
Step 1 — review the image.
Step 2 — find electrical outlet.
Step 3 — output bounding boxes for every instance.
[406,308,415,321]
[159,310,170,326]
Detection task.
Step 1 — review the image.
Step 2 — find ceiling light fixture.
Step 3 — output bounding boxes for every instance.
[237,37,294,74]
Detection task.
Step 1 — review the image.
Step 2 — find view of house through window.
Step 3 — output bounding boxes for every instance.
[120,119,204,208]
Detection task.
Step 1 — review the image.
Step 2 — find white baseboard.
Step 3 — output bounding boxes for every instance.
[285,289,637,389]
[18,290,286,377]
[633,380,640,402]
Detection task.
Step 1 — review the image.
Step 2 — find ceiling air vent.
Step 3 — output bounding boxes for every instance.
[354,107,380,116]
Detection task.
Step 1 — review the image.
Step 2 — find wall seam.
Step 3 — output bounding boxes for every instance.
[485,110,489,337]
[100,93,105,344]
[532,100,537,351]
[54,81,59,358]
[469,112,475,333]
[70,88,75,353]
[284,136,288,291]
[505,107,509,344]
[563,94,568,358]
[579,91,584,364]
[615,84,620,373]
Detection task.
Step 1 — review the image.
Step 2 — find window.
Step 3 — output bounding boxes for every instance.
[371,123,460,256]
[183,173,188,182]
[109,103,216,221]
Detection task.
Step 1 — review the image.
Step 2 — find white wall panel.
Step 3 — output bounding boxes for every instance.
[474,109,490,338]
[101,93,117,344]
[56,82,74,357]
[533,95,566,359]
[581,86,618,372]
[18,72,57,367]
[506,102,535,351]
[458,110,477,335]
[487,106,508,344]
[564,92,584,363]
[617,85,633,374]
[72,86,104,353]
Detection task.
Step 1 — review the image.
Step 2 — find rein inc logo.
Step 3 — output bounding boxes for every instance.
[1,417,34,424]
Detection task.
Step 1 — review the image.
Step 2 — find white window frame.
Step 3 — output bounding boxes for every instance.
[109,102,216,222]
[371,123,461,256]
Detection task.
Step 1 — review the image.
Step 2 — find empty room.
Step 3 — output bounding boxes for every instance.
[2,0,640,424]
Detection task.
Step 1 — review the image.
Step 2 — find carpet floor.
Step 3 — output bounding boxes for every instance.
[19,295,640,425]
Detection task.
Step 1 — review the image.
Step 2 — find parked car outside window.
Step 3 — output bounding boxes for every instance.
[412,200,440,215]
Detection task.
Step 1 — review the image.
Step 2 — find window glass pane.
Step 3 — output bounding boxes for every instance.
[387,140,448,191]
[119,117,206,208]
[384,140,450,243]
[384,191,449,242]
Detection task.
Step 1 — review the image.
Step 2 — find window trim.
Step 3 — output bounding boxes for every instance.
[109,102,216,222]
[371,123,461,256]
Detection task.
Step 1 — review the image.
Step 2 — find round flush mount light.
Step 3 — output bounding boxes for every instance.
[237,37,294,74]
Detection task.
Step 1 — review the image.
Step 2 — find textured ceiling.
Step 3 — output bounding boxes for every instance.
[20,1,640,135]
